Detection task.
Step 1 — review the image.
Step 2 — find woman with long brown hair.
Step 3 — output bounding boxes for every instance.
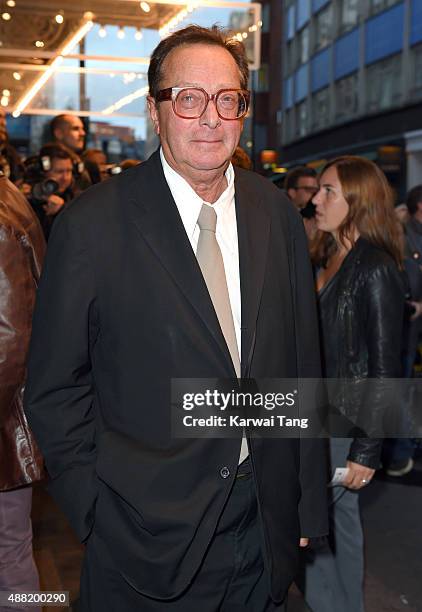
[298,156,404,612]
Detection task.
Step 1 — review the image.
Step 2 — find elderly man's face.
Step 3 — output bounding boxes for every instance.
[55,116,86,152]
[148,44,244,184]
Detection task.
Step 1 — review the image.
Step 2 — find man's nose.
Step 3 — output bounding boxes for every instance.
[199,98,221,129]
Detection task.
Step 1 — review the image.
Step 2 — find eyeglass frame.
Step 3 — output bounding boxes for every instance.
[155,86,251,120]
[292,185,319,194]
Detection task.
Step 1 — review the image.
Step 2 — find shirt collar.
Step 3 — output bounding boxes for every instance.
[160,147,235,239]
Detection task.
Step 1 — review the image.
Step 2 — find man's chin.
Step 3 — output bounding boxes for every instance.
[187,151,232,171]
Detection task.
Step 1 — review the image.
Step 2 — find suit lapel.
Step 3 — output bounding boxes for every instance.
[235,170,270,377]
[127,151,236,375]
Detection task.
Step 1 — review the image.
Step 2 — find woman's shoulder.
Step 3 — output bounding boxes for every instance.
[343,238,404,296]
[352,238,398,273]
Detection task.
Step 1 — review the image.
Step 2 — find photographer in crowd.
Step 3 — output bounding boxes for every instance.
[26,143,77,240]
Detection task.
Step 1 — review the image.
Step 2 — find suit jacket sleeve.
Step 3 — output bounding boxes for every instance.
[24,207,99,542]
[283,198,328,538]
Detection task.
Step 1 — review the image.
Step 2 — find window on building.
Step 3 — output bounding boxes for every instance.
[366,55,402,112]
[297,0,311,30]
[314,4,333,51]
[312,87,330,130]
[369,0,401,17]
[284,108,296,143]
[410,44,422,99]
[296,101,308,137]
[335,73,358,120]
[339,0,359,34]
[299,26,310,64]
[286,5,296,41]
[285,40,297,75]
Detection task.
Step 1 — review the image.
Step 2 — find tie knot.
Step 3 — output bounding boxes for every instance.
[197,204,217,233]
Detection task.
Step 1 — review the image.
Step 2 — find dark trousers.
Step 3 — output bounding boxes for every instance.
[80,461,286,611]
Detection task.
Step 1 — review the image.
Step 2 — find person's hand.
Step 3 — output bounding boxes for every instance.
[43,194,65,217]
[20,182,32,197]
[299,538,309,547]
[408,301,422,321]
[343,461,375,490]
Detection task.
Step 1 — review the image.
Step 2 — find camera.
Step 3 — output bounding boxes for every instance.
[23,155,60,202]
[31,178,60,201]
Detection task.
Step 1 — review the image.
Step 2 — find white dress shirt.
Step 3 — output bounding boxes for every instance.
[160,149,248,464]
[160,148,241,358]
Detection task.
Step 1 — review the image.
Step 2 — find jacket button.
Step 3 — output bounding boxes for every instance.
[220,466,230,479]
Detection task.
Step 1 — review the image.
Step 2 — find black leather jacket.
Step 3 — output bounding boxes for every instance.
[319,238,405,468]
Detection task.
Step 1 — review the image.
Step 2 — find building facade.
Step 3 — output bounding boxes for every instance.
[255,0,422,197]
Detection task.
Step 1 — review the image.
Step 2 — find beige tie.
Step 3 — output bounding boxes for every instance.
[196,204,248,464]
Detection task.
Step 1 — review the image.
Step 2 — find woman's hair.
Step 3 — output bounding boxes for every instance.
[310,155,403,268]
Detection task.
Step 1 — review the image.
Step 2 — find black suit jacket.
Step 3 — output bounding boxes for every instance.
[25,150,327,602]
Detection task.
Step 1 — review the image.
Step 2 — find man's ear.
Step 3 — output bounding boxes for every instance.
[147,96,160,135]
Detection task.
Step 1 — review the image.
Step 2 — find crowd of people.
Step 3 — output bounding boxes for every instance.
[0,108,142,241]
[0,24,421,612]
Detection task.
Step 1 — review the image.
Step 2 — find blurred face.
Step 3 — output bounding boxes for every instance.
[55,116,86,152]
[313,166,349,235]
[46,158,73,193]
[288,176,319,210]
[148,44,244,186]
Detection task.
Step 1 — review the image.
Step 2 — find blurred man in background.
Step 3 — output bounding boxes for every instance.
[50,114,91,192]
[51,114,86,155]
[285,166,318,212]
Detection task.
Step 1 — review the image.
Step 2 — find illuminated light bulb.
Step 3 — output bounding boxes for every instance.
[35,40,45,48]
[236,33,243,42]
[258,20,263,27]
[1,96,8,107]
[2,12,11,20]
[2,89,10,96]
[12,110,20,117]
[117,27,125,39]
[140,2,150,13]
[135,28,142,40]
[98,26,106,38]
[242,32,247,39]
[6,0,16,7]
[55,14,64,24]
[13,72,21,80]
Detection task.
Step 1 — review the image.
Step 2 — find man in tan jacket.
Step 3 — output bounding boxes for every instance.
[0,164,45,607]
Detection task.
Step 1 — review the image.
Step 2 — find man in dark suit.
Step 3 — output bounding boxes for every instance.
[25,25,327,611]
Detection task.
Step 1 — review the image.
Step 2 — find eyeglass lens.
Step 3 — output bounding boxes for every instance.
[175,88,247,119]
